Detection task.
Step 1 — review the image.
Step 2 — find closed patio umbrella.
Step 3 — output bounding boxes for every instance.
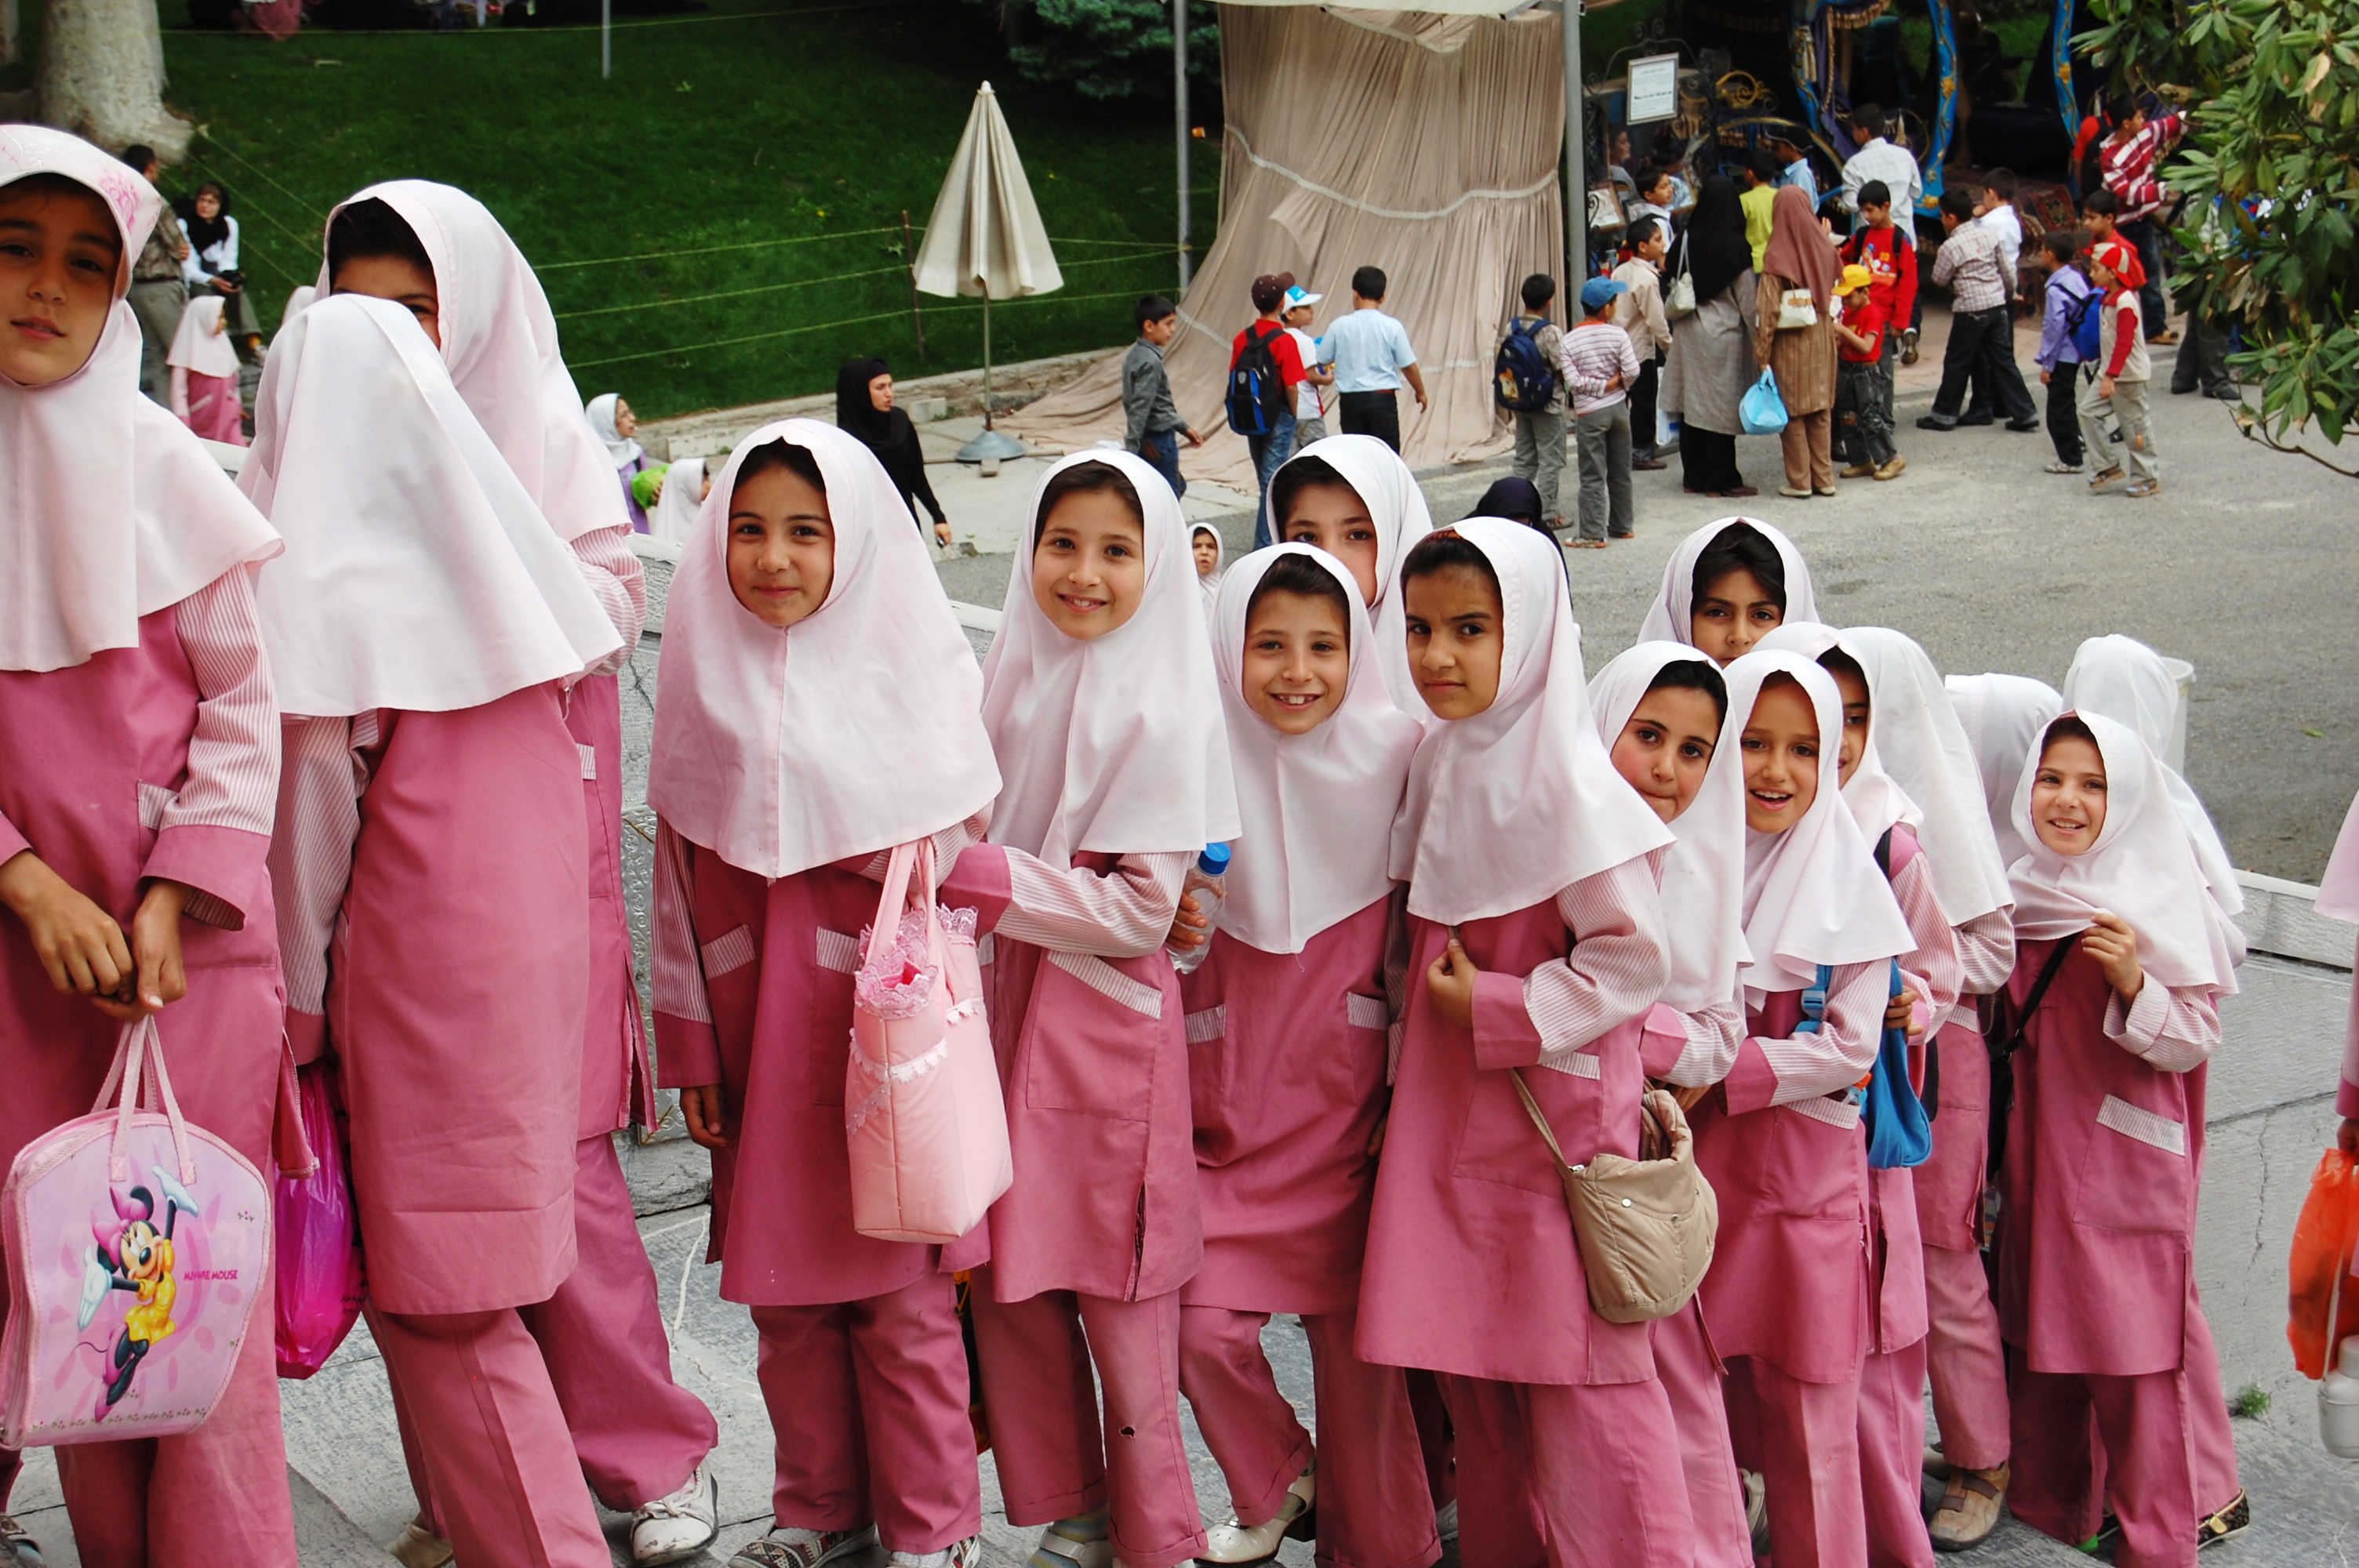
[913,81,1063,462]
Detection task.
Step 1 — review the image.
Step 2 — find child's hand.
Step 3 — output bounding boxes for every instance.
[934,519,954,547]
[2041,369,2052,385]
[1883,983,1918,1038]
[1672,1082,1712,1111]
[1426,927,1478,1029]
[0,851,134,1006]
[1167,891,1210,952]
[1183,428,1205,448]
[2099,374,2117,398]
[2082,911,2144,1004]
[91,880,190,1022]
[2341,1118,2358,1156]
[1366,1109,1389,1159]
[678,1085,729,1150]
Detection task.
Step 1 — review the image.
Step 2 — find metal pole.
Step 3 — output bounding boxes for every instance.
[1175,0,1191,290]
[902,209,927,363]
[1563,0,1583,285]
[981,283,994,430]
[602,0,611,78]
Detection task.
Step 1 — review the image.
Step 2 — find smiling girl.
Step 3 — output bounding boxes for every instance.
[1636,518,1819,664]
[1168,545,1429,1568]
[1685,650,1914,1568]
[1361,521,1696,1568]
[1271,436,1433,710]
[649,419,1002,1568]
[1995,712,2248,1565]
[0,125,293,1568]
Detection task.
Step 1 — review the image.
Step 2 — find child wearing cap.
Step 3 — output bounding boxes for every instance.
[1833,263,1904,480]
[1563,274,1642,547]
[1281,284,1334,450]
[2079,239,2159,497]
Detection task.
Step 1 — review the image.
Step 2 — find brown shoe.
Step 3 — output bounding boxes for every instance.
[1874,456,1907,480]
[1841,463,1876,479]
[1927,1463,2008,1553]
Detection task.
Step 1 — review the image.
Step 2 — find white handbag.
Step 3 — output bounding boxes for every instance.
[1776,287,1821,329]
[1665,241,1697,319]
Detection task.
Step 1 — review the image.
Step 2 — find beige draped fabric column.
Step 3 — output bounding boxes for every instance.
[1009,3,1565,482]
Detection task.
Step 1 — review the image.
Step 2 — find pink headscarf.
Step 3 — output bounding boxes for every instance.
[649,419,1000,880]
[317,180,624,542]
[1761,183,1843,310]
[0,125,279,673]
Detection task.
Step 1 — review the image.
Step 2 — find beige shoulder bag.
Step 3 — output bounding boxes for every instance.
[1507,1073,1719,1324]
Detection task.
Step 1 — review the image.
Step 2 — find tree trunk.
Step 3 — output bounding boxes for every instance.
[2,0,20,68]
[38,0,191,158]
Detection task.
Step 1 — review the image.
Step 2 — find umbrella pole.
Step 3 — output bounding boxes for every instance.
[982,283,994,430]
[954,284,1026,463]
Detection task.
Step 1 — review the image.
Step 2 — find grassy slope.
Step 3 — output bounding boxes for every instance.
[150,0,1213,416]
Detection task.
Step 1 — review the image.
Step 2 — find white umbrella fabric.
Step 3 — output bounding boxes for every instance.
[913,82,1063,461]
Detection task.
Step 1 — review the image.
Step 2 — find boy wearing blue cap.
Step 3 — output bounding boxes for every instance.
[1281,283,1334,449]
[1563,274,1641,546]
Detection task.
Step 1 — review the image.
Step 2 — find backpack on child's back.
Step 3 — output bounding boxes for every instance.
[1226,323,1291,437]
[1494,317,1560,412]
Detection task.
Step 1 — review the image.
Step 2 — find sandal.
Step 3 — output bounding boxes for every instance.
[1926,1461,2008,1552]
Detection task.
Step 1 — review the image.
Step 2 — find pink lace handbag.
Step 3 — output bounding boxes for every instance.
[2,1014,271,1447]
[845,837,1012,1244]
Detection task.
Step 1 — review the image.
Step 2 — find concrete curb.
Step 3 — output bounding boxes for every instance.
[2235,870,2354,971]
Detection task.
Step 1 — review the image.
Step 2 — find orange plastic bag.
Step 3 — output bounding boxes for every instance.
[2288,1147,2359,1379]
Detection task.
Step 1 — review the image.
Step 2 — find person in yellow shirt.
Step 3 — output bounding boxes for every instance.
[1739,149,1783,269]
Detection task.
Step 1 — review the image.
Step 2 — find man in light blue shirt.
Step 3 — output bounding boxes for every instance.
[1772,130,1819,212]
[1316,264,1427,452]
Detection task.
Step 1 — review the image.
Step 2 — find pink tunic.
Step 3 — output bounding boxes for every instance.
[1178,895,1394,1316]
[567,673,654,1140]
[652,826,980,1305]
[278,684,590,1315]
[1994,939,2219,1377]
[1866,829,1962,1352]
[1356,861,1668,1387]
[182,370,246,447]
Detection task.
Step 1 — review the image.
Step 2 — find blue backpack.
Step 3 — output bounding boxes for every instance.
[2060,278,2105,364]
[1493,317,1558,412]
[1225,323,1289,437]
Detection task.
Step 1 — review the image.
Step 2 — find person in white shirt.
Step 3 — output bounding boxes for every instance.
[1963,168,2027,424]
[1281,283,1334,450]
[1839,104,1925,360]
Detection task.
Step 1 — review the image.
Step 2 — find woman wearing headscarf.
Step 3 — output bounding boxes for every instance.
[836,357,952,547]
[174,179,264,354]
[586,390,652,532]
[1754,184,1845,499]
[1660,175,1761,499]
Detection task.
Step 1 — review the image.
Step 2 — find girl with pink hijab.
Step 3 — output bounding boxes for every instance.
[2324,793,2359,1144]
[246,292,625,1568]
[1169,544,1431,1568]
[0,123,295,1568]
[165,291,245,445]
[1359,521,1696,1568]
[648,419,1001,1568]
[320,180,722,1566]
[931,451,1239,1568]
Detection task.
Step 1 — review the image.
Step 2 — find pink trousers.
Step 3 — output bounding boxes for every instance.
[2009,1363,2197,1568]
[1725,1357,1868,1568]
[1921,1245,2009,1471]
[1176,1306,1439,1568]
[518,1133,718,1510]
[1405,1368,1455,1512]
[1858,1338,1936,1568]
[750,1274,981,1554]
[1437,1372,1698,1568]
[373,1305,610,1568]
[1648,1304,1752,1568]
[969,1273,1207,1568]
[24,1316,297,1567]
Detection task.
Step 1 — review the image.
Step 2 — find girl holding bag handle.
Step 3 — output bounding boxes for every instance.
[650,419,1002,1568]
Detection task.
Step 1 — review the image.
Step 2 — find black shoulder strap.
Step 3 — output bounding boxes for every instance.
[1874,826,1894,879]
[1999,935,2077,1058]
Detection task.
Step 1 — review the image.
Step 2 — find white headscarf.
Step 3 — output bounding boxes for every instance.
[2059,634,2242,917]
[1757,622,1925,848]
[1192,523,1226,622]
[1588,641,1750,1011]
[240,294,620,718]
[166,292,241,379]
[585,391,643,470]
[0,125,281,674]
[649,419,1000,880]
[2318,789,2359,924]
[1209,546,1421,953]
[279,284,316,328]
[1721,650,1914,1006]
[2006,710,2242,993]
[649,455,707,546]
[981,450,1241,867]
[1274,434,1434,710]
[1636,517,1819,652]
[1944,672,2063,869]
[318,180,625,541]
[1389,520,1672,924]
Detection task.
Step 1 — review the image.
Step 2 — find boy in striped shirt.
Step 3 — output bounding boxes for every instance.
[1563,275,1641,547]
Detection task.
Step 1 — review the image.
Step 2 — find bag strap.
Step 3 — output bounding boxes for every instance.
[1994,935,2077,1062]
[862,842,921,971]
[100,1015,195,1186]
[1507,1067,1579,1175]
[1796,962,1834,1034]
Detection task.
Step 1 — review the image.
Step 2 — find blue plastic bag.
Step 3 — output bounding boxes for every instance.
[1739,368,1789,436]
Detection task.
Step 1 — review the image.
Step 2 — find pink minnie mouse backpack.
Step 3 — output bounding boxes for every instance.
[2,1014,271,1446]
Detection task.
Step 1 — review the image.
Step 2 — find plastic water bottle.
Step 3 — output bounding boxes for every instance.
[2322,1335,2359,1459]
[1169,843,1231,976]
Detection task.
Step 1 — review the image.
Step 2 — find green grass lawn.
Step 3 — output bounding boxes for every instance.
[143,0,1215,416]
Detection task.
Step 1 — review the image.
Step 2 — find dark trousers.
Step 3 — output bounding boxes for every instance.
[2170,310,2234,395]
[1629,355,1661,454]
[1337,390,1402,452]
[2044,365,2085,465]
[1932,306,2036,423]
[2120,216,2170,336]
[1837,360,1896,469]
[1678,426,1744,494]
[1136,427,1187,499]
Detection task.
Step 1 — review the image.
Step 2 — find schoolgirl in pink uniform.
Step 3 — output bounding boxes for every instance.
[0,125,295,1568]
[1995,711,2248,1566]
[1635,517,1819,663]
[2325,793,2359,1143]
[1361,519,1698,1568]
[1686,649,1915,1568]
[1270,435,1434,712]
[932,451,1238,1568]
[1171,545,1430,1568]
[649,419,1002,1568]
[1587,641,1755,1568]
[247,293,627,1568]
[164,292,245,446]
[318,180,721,1564]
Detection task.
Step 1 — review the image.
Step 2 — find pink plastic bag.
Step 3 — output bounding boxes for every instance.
[273,1065,364,1379]
[845,837,1012,1244]
[2,1015,271,1447]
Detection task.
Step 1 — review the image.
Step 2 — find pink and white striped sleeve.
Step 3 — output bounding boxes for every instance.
[650,820,710,1029]
[1725,960,1891,1112]
[269,711,379,1058]
[1659,997,1747,1088]
[146,566,279,929]
[996,851,1192,959]
[1947,907,2016,1029]
[569,522,648,677]
[2105,980,2222,1075]
[1469,855,1670,1075]
[1888,840,1964,1029]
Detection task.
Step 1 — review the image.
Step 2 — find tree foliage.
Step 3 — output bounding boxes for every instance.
[2080,0,2359,463]
[983,0,1221,103]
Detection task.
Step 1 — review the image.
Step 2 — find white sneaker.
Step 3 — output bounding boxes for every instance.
[633,1461,721,1566]
[732,1523,880,1568]
[889,1539,983,1568]
[1028,1512,1114,1568]
[1199,1461,1316,1564]
[387,1515,454,1568]
[1,1514,48,1568]
[1434,1497,1459,1544]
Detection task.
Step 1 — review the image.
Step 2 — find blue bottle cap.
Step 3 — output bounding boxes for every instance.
[1198,842,1232,875]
